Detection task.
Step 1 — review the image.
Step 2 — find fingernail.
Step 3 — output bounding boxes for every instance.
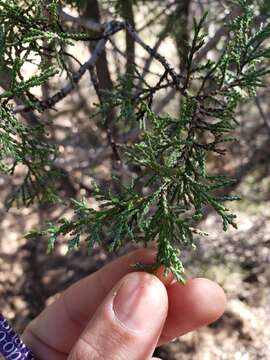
[113,273,164,332]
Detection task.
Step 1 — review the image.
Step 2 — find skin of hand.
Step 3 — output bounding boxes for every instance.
[22,249,226,360]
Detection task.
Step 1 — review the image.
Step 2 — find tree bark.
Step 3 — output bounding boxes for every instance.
[84,0,114,95]
[119,0,136,77]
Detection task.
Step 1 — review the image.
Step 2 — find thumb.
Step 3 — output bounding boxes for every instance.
[68,272,168,360]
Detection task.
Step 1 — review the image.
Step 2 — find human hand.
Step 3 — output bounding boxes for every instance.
[22,249,226,360]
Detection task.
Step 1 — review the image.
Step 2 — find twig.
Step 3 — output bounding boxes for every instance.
[14,20,186,114]
[109,38,162,78]
[14,22,124,114]
[59,10,104,32]
[137,1,176,33]
[89,67,121,162]
[125,23,185,95]
[154,9,240,113]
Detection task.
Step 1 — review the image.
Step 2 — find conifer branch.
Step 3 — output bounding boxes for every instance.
[1,0,270,281]
[14,21,124,113]
[13,20,185,113]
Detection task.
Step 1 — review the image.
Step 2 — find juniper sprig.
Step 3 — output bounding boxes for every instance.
[2,0,270,281]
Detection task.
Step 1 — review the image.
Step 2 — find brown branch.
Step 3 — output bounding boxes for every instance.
[119,0,136,77]
[137,1,176,33]
[138,8,177,87]
[14,22,124,114]
[0,67,40,126]
[60,11,185,92]
[56,127,140,171]
[125,23,185,95]
[109,38,162,78]
[89,67,121,162]
[14,20,185,114]
[85,0,120,165]
[154,9,241,113]
[59,10,104,32]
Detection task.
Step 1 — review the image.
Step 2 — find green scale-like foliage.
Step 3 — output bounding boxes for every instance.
[0,0,100,205]
[2,0,270,281]
[0,106,59,206]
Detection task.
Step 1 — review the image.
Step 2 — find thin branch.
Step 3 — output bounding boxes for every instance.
[59,10,104,32]
[109,38,162,78]
[14,22,124,114]
[61,11,185,92]
[137,1,176,33]
[125,23,185,95]
[154,9,240,113]
[57,127,140,171]
[14,21,186,114]
[138,17,174,86]
[89,67,121,162]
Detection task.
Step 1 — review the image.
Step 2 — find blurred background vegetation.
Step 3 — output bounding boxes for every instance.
[0,0,270,358]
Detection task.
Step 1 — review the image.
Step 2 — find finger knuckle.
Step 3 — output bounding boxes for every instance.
[71,337,104,360]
